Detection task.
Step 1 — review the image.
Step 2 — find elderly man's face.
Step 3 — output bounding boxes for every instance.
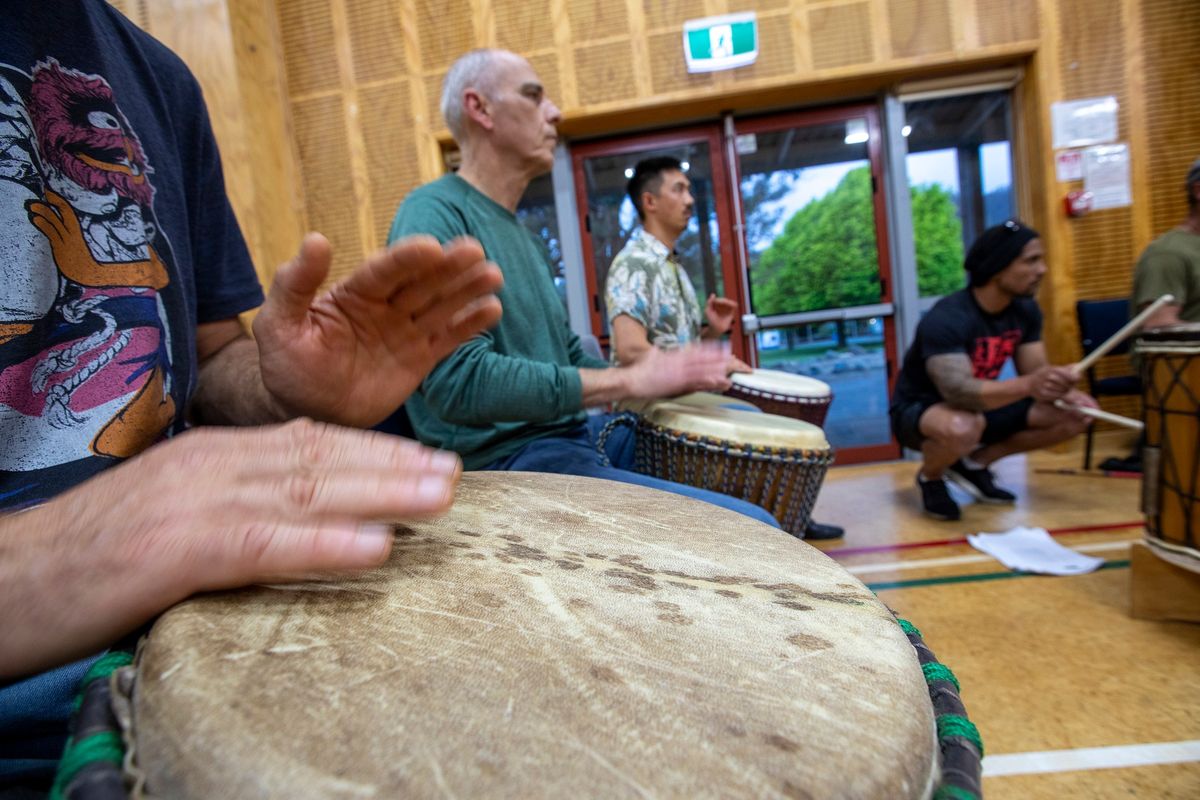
[485,55,562,174]
[994,237,1047,298]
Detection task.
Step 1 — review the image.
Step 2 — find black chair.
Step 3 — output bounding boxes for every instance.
[1075,299,1142,469]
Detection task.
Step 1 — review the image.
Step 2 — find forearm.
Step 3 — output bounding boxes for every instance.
[579,367,633,407]
[192,336,291,425]
[928,353,1032,411]
[0,502,180,679]
[423,345,585,424]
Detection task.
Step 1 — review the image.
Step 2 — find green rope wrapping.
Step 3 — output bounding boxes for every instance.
[897,617,922,637]
[936,714,984,758]
[922,661,961,692]
[71,651,134,711]
[933,785,980,800]
[49,731,123,800]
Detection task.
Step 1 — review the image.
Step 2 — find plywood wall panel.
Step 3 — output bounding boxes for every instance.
[648,30,715,95]
[566,0,629,41]
[528,53,564,112]
[975,0,1038,45]
[732,12,795,83]
[1140,0,1200,237]
[345,0,406,83]
[291,95,363,280]
[574,41,637,106]
[415,0,474,70]
[360,81,418,244]
[424,72,447,129]
[643,0,702,32]
[278,0,340,94]
[809,2,875,71]
[496,1,555,52]
[888,0,953,60]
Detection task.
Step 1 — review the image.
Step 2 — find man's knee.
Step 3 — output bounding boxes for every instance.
[922,407,986,450]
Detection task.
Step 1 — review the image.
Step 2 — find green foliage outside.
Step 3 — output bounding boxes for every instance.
[750,166,964,315]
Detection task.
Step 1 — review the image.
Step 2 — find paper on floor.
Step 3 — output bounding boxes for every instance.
[966,526,1104,575]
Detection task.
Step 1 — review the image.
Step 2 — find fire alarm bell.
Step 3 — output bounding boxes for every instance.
[1064,190,1094,217]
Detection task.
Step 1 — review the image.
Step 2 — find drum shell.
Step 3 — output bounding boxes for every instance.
[725,371,833,427]
[634,418,833,536]
[1138,325,1200,570]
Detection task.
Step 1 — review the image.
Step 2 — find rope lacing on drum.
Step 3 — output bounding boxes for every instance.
[50,651,134,800]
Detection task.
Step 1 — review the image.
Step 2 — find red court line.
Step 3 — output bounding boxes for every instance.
[823,520,1143,558]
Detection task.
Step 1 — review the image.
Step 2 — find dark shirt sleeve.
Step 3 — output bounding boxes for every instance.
[917,305,970,360]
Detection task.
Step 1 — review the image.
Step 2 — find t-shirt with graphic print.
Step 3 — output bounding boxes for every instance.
[0,2,263,511]
[891,288,1042,409]
[604,228,703,365]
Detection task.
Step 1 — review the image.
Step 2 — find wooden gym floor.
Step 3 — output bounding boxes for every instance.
[808,430,1200,798]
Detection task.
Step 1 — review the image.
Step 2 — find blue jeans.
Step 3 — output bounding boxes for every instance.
[485,414,780,529]
[0,654,100,788]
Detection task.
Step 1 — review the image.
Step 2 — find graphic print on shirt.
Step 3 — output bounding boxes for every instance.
[970,329,1022,379]
[0,58,176,476]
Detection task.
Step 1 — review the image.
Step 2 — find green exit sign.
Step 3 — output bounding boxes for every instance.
[683,12,758,73]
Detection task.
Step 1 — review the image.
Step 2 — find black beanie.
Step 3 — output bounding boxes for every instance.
[963,220,1040,288]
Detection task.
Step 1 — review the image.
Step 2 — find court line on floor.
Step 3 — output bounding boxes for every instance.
[825,520,1143,559]
[865,560,1130,591]
[984,739,1200,777]
[846,540,1133,576]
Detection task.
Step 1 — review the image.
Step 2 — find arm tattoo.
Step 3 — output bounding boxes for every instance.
[926,353,986,410]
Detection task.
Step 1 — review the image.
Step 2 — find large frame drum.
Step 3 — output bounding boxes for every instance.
[61,474,983,799]
[1138,324,1200,572]
[726,369,834,427]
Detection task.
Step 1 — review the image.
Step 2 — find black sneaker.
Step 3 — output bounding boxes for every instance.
[804,519,845,540]
[917,476,961,521]
[945,460,1016,504]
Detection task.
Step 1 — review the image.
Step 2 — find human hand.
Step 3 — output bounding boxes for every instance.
[624,342,731,399]
[0,420,461,678]
[727,355,753,374]
[1028,364,1078,402]
[1056,388,1099,424]
[704,294,738,335]
[253,234,503,427]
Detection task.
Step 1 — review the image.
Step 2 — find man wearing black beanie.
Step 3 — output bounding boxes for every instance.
[889,220,1098,520]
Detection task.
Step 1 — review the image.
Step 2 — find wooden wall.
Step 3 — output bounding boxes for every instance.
[108,0,1200,414]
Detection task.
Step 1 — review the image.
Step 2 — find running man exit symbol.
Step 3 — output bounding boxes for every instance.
[711,24,733,59]
[683,12,758,73]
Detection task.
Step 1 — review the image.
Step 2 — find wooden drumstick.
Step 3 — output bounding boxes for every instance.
[1072,293,1175,377]
[1053,399,1144,431]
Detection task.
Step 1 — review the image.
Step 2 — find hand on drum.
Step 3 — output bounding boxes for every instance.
[0,420,461,679]
[625,342,732,398]
[727,354,754,375]
[253,234,504,427]
[1027,363,1079,402]
[704,294,738,335]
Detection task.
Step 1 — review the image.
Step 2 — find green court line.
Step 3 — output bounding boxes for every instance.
[867,560,1131,592]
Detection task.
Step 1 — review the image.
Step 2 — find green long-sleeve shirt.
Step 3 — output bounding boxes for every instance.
[388,174,609,469]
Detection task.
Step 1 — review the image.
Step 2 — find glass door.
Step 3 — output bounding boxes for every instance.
[732,106,900,462]
[571,127,744,359]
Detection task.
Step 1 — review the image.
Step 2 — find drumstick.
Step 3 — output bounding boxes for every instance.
[1053,399,1144,431]
[1072,293,1175,376]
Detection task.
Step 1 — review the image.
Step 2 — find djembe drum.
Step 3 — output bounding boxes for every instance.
[612,401,833,536]
[1138,324,1200,572]
[54,473,982,799]
[726,369,834,427]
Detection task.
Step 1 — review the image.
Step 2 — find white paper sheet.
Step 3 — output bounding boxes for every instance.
[966,526,1104,575]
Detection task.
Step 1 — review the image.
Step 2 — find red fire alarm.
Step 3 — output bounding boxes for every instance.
[1064,190,1094,217]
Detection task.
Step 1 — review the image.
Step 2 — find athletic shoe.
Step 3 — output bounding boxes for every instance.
[917,476,961,521]
[945,460,1016,504]
[803,520,845,540]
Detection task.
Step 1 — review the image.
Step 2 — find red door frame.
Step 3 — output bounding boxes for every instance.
[570,125,749,362]
[728,104,901,463]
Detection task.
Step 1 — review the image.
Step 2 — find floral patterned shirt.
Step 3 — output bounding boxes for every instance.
[604,229,703,365]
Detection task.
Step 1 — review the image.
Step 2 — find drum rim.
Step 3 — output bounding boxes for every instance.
[638,418,833,461]
[730,369,833,398]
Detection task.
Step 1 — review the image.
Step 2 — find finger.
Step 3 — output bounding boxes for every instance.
[387,240,491,316]
[345,235,450,303]
[252,464,460,521]
[427,296,504,358]
[408,261,504,330]
[202,520,396,590]
[264,233,333,326]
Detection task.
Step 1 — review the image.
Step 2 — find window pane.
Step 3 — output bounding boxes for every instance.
[904,91,1015,298]
[516,172,567,310]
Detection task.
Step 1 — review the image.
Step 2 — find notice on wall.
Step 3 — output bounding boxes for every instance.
[1051,96,1119,150]
[1055,149,1084,182]
[1083,144,1131,210]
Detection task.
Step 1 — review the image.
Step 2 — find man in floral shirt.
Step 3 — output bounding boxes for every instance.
[604,157,748,371]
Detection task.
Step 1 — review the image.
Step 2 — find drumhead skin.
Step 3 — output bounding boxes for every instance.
[131,473,935,799]
[620,391,761,414]
[642,402,830,450]
[730,369,832,398]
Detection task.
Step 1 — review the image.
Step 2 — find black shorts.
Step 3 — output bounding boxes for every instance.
[889,397,1034,451]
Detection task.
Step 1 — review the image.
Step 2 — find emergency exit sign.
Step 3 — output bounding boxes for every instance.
[683,12,758,73]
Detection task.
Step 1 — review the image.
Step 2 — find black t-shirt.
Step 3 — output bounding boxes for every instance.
[0,1,264,510]
[892,289,1043,408]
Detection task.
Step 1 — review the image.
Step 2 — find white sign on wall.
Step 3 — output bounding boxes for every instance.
[1083,144,1131,210]
[1051,96,1119,150]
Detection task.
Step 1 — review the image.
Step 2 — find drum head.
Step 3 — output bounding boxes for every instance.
[132,473,934,799]
[619,391,760,415]
[642,401,830,450]
[731,369,832,398]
